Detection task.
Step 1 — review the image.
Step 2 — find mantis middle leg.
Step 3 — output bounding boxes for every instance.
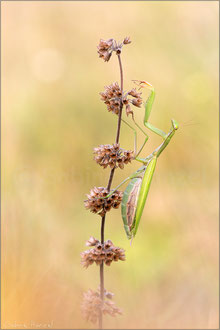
[103,168,146,199]
[122,118,149,158]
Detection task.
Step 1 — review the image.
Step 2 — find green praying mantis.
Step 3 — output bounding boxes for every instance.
[108,80,178,240]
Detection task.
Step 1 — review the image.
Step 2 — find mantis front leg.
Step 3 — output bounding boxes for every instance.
[143,84,167,139]
[133,80,170,140]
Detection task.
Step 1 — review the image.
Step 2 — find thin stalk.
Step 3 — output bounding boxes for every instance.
[99,54,124,329]
[115,54,124,144]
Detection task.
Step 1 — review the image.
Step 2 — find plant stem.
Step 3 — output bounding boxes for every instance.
[115,54,124,144]
[99,54,124,329]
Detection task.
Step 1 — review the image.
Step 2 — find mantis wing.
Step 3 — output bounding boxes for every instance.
[132,156,157,238]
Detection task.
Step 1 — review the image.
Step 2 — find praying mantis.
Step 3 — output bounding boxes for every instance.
[109,80,178,240]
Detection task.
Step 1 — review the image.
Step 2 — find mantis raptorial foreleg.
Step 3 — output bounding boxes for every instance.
[122,80,179,163]
[122,80,173,161]
[133,80,169,140]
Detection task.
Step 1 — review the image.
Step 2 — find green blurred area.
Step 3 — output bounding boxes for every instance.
[2,2,219,329]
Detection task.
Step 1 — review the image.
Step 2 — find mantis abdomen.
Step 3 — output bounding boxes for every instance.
[121,156,157,239]
[121,177,142,239]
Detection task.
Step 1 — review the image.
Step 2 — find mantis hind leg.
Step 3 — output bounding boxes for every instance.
[102,170,145,199]
[104,174,136,199]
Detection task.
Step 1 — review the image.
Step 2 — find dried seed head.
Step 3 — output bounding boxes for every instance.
[99,39,114,50]
[104,239,113,249]
[131,97,142,108]
[86,236,100,247]
[123,37,131,45]
[128,88,142,99]
[124,87,143,117]
[105,290,114,299]
[100,82,143,118]
[103,51,112,62]
[81,288,122,324]
[100,82,122,115]
[97,37,131,62]
[84,187,123,216]
[94,143,134,169]
[96,287,115,300]
[123,98,129,105]
[97,38,114,62]
[81,238,126,268]
[96,243,102,250]
[125,104,133,117]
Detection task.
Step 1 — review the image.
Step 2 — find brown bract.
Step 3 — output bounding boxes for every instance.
[94,143,134,169]
[81,288,122,324]
[84,187,123,217]
[81,238,126,268]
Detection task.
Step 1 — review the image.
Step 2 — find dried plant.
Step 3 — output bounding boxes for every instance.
[84,187,123,217]
[81,36,179,329]
[94,144,134,169]
[81,37,135,329]
[81,238,125,268]
[81,289,122,324]
[81,37,163,328]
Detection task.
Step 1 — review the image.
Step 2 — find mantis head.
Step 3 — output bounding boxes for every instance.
[171,119,179,131]
[132,80,154,91]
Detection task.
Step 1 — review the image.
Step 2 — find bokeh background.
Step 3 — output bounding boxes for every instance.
[2,1,219,329]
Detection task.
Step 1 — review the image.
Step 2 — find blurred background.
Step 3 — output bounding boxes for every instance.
[2,1,219,329]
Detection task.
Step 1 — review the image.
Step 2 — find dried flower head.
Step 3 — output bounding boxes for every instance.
[103,289,114,300]
[84,187,123,217]
[81,238,126,268]
[81,288,122,324]
[94,143,134,169]
[100,82,122,115]
[123,37,132,45]
[86,236,100,247]
[128,88,142,99]
[97,38,114,62]
[100,83,142,117]
[131,97,142,108]
[97,37,131,62]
